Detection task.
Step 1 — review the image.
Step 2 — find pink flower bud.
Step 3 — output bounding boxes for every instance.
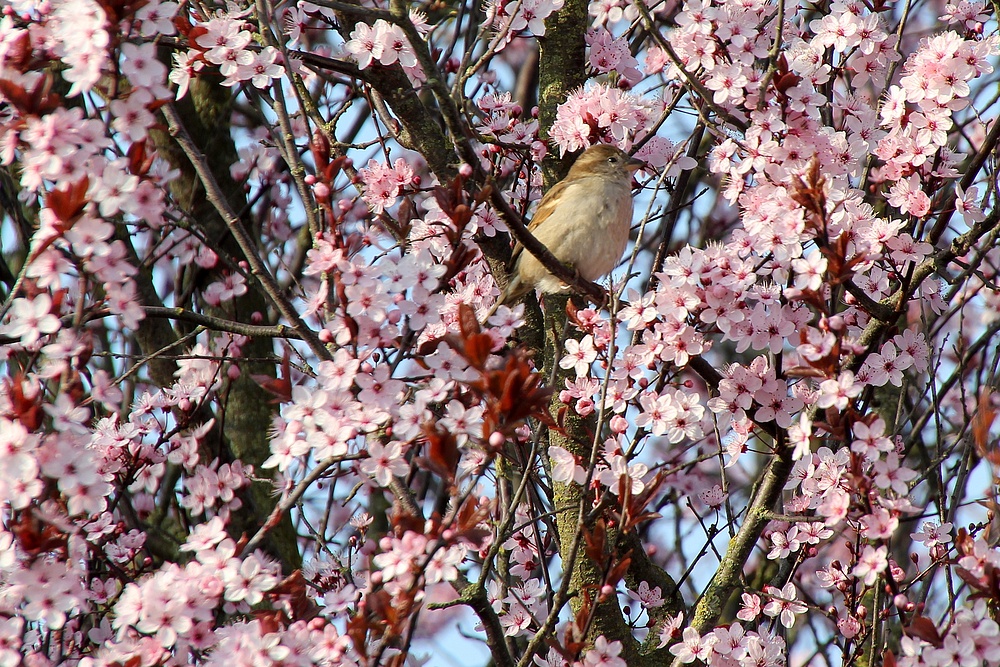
[610,415,628,433]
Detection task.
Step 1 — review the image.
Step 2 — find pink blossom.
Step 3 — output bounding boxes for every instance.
[853,544,888,586]
[816,371,862,410]
[560,335,599,377]
[763,583,807,628]
[670,626,718,663]
[2,293,61,346]
[360,440,409,486]
[550,84,656,153]
[628,581,665,609]
[345,21,385,69]
[243,46,284,88]
[872,452,918,495]
[587,29,641,86]
[911,521,954,548]
[886,232,932,265]
[954,184,987,224]
[120,41,168,94]
[698,484,728,509]
[549,445,586,485]
[737,593,762,622]
[583,636,626,667]
[135,0,178,37]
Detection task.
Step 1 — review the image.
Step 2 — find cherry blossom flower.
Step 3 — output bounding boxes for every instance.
[816,371,862,410]
[670,626,718,663]
[549,445,587,485]
[628,581,665,609]
[360,441,409,486]
[872,452,918,495]
[560,335,599,377]
[242,46,284,89]
[120,41,169,94]
[954,184,987,224]
[763,583,807,628]
[135,0,178,37]
[583,636,626,667]
[1,293,60,346]
[853,544,888,586]
[698,484,728,509]
[911,521,954,548]
[737,593,763,622]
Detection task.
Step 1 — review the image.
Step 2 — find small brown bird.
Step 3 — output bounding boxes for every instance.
[485,144,644,320]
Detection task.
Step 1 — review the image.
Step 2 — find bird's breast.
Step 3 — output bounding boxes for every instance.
[530,177,633,283]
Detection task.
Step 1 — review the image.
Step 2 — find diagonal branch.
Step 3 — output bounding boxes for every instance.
[161,103,333,362]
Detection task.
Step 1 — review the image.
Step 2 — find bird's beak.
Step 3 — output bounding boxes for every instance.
[626,156,646,172]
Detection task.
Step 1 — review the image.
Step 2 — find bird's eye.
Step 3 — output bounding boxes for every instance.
[608,156,618,163]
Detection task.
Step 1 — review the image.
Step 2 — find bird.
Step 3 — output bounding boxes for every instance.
[484,144,644,321]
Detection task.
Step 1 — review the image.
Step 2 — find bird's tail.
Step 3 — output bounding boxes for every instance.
[481,292,506,325]
[480,275,523,325]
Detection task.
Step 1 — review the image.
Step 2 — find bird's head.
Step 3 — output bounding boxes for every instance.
[566,144,645,180]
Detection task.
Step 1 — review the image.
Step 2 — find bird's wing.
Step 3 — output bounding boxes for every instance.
[507,178,575,270]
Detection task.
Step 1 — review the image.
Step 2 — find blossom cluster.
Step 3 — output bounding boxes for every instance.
[343,15,429,85]
[169,4,285,95]
[483,0,566,47]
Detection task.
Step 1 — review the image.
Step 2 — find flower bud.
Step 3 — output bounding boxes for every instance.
[610,415,628,433]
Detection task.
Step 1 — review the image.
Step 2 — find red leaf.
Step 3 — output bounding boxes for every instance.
[0,73,59,116]
[420,423,458,485]
[903,615,943,647]
[5,374,43,431]
[46,177,90,228]
[252,348,293,403]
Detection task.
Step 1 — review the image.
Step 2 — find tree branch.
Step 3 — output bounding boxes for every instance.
[161,102,333,363]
